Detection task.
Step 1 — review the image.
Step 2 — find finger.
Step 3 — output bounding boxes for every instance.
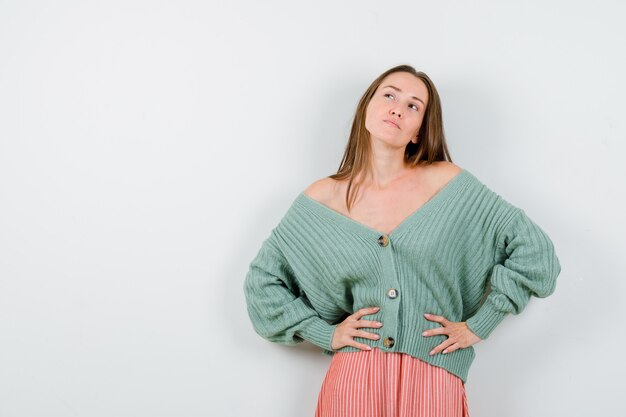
[354,307,380,320]
[441,342,461,355]
[355,320,383,329]
[424,313,448,324]
[421,327,445,337]
[355,329,381,341]
[429,339,455,356]
[344,335,374,351]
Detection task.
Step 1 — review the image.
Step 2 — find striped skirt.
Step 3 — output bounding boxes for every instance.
[315,347,470,417]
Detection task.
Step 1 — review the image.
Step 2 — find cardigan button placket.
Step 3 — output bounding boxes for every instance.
[377,234,400,352]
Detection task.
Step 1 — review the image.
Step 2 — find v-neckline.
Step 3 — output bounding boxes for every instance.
[295,169,471,240]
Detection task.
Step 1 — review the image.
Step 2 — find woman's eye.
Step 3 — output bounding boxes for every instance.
[383,93,418,111]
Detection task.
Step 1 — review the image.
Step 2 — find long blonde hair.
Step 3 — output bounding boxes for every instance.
[330,64,453,212]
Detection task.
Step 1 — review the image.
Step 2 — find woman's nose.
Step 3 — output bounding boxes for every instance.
[390,109,402,118]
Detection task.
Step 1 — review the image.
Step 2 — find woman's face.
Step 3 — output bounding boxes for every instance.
[365,72,429,148]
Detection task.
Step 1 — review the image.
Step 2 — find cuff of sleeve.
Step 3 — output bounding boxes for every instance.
[297,317,338,353]
[465,299,509,340]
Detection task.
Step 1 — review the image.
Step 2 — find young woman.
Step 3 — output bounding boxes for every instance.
[244,64,561,417]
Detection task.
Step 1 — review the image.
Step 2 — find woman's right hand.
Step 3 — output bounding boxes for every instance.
[330,307,383,351]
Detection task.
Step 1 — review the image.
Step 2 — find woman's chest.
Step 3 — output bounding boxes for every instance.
[322,185,444,236]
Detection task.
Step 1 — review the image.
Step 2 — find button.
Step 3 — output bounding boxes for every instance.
[383,337,395,348]
[387,288,398,299]
[378,235,389,247]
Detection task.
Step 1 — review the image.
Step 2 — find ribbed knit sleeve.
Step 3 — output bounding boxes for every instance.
[243,231,338,352]
[465,208,562,340]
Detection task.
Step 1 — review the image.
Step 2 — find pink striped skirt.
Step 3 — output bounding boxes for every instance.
[315,347,470,417]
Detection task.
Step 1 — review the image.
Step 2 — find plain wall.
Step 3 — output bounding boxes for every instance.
[1,1,624,416]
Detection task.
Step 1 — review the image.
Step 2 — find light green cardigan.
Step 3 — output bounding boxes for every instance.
[243,169,561,383]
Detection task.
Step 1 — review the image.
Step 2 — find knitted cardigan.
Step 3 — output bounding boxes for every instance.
[243,169,561,383]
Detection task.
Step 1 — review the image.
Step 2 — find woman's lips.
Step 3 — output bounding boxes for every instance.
[384,120,400,129]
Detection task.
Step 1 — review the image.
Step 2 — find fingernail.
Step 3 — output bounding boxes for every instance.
[421,331,427,336]
[423,313,430,317]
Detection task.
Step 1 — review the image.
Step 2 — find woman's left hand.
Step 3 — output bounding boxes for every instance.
[422,313,482,355]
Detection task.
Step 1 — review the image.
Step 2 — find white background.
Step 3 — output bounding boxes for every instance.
[1,1,624,416]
